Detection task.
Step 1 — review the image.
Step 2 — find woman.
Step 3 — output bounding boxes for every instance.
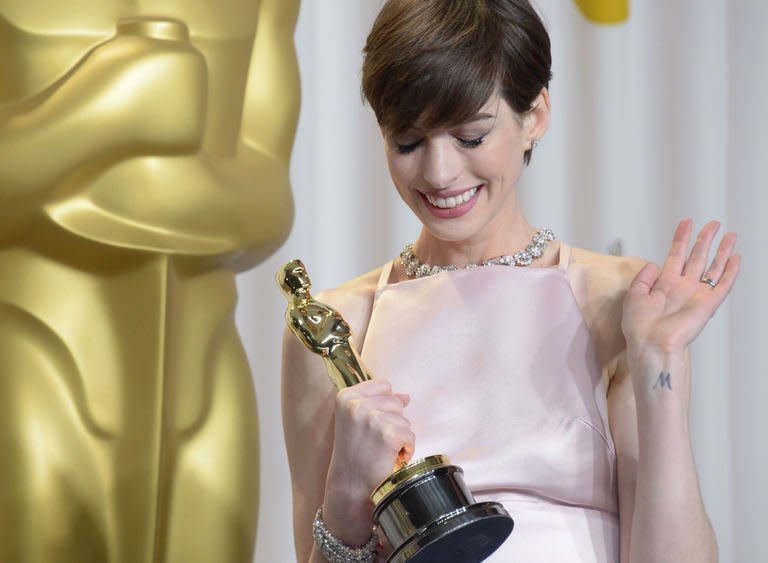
[281,1,740,561]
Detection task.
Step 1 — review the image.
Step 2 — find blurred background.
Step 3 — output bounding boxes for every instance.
[239,1,768,561]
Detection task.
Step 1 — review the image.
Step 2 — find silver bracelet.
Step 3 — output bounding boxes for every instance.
[312,506,379,563]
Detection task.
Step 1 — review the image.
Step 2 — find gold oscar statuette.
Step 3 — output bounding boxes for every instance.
[278,260,514,563]
[0,2,300,561]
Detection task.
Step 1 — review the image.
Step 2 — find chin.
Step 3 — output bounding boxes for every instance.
[418,219,484,245]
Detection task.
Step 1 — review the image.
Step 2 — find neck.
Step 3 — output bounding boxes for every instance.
[413,214,538,267]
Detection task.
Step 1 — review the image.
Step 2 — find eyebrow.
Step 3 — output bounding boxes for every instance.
[399,112,497,137]
[464,113,496,123]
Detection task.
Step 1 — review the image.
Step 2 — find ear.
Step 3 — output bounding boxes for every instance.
[524,87,551,148]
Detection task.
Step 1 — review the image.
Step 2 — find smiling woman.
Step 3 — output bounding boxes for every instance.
[280,1,739,562]
[362,0,552,261]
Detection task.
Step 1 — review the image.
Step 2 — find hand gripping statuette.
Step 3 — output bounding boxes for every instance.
[278,260,514,563]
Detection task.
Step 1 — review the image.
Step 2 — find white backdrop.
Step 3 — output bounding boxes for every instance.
[238,1,768,561]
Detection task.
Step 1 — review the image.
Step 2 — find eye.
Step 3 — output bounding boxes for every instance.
[455,135,485,149]
[395,139,422,154]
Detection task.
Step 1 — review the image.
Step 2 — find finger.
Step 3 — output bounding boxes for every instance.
[701,232,737,283]
[682,220,720,279]
[712,253,741,301]
[661,218,693,277]
[340,379,392,399]
[395,393,411,407]
[371,395,411,414]
[377,413,415,449]
[346,395,409,421]
[397,441,416,466]
[394,441,416,469]
[627,262,661,296]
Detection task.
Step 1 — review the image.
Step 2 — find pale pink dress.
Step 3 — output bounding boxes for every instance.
[360,243,620,562]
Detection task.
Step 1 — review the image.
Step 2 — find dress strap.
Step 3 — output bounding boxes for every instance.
[376,260,394,291]
[361,259,395,358]
[557,241,571,271]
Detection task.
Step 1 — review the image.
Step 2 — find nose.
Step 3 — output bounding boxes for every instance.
[420,138,461,190]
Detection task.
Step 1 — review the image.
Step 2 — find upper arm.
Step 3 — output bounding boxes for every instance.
[569,249,647,562]
[281,325,336,562]
[280,269,380,560]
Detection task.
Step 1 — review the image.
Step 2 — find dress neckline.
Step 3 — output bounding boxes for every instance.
[375,241,571,294]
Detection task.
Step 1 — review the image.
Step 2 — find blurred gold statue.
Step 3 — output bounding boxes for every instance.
[0,1,300,561]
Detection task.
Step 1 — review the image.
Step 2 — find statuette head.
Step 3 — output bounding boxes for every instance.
[278,259,312,298]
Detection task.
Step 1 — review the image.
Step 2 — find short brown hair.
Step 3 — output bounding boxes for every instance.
[362,0,552,163]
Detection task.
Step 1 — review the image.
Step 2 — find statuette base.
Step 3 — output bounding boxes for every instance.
[372,456,513,562]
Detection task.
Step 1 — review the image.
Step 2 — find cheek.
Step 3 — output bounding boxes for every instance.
[492,128,527,172]
[473,145,520,180]
[386,153,419,192]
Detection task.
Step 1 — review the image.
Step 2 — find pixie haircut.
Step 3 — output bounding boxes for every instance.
[362,0,552,163]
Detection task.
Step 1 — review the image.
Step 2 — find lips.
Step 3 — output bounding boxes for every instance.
[419,185,483,219]
[424,186,479,209]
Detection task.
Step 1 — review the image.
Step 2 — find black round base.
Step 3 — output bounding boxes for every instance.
[388,502,514,563]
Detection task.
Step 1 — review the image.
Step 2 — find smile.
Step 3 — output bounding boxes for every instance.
[424,187,479,209]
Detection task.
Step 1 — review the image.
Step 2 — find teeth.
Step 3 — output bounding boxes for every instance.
[426,187,478,209]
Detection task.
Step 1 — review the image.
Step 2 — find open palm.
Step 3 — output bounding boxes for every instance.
[622,219,741,355]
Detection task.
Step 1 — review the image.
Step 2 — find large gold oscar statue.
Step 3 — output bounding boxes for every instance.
[0,2,300,561]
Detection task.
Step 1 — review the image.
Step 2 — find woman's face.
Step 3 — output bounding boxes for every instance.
[383,90,547,246]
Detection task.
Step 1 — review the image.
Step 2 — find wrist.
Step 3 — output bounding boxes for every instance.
[322,479,375,546]
[325,459,374,506]
[626,343,691,415]
[313,506,378,563]
[626,339,686,374]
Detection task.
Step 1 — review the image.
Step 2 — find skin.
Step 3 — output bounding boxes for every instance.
[282,88,740,562]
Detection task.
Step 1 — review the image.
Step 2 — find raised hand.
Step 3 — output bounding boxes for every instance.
[621,219,741,360]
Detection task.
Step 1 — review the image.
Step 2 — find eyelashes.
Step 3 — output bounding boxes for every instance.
[395,140,421,154]
[457,136,485,149]
[395,135,486,155]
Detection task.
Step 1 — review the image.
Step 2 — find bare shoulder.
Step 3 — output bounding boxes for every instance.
[315,266,383,346]
[567,246,648,368]
[569,247,647,290]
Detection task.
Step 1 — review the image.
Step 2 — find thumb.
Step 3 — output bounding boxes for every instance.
[628,262,660,296]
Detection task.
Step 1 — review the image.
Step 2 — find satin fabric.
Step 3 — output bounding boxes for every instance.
[360,244,619,562]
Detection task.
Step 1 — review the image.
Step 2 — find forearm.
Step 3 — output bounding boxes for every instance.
[323,477,377,545]
[293,465,378,563]
[628,348,717,562]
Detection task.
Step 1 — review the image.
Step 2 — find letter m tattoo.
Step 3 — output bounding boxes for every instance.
[653,371,672,391]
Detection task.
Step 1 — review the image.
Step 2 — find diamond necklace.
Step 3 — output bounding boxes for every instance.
[400,228,555,278]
